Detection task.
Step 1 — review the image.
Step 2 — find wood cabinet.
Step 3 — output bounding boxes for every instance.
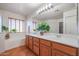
[33,37,40,55]
[55,50,68,56]
[51,46,55,56]
[40,39,51,47]
[40,44,51,56]
[28,36,33,50]
[52,42,77,56]
[40,39,51,56]
[33,45,39,55]
[25,35,29,47]
[25,35,79,56]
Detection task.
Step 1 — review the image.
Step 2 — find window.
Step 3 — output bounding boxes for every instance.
[26,20,37,33]
[9,18,11,32]
[12,19,16,30]
[9,18,24,32]
[20,20,23,32]
[0,16,2,32]
[16,20,19,32]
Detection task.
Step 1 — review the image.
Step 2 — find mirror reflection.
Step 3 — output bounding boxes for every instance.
[26,3,78,35]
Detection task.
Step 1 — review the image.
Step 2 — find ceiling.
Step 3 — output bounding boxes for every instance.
[0,3,43,16]
[0,3,76,20]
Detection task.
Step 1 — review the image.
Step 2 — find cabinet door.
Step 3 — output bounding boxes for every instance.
[52,49,55,56]
[33,45,39,55]
[26,36,29,47]
[55,50,68,56]
[40,44,51,56]
[28,37,33,50]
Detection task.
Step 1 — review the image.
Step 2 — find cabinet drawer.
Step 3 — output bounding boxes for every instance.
[28,36,32,40]
[33,45,39,55]
[40,39,51,47]
[33,37,39,43]
[53,42,77,56]
[34,41,39,47]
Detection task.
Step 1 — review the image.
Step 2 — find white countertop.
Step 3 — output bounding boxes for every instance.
[26,33,79,48]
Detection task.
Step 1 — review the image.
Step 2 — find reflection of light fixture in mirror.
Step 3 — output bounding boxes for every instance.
[47,3,53,9]
[36,3,53,15]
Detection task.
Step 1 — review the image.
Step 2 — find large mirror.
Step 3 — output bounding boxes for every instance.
[27,3,79,35]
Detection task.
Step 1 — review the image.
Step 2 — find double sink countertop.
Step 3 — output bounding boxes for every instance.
[26,33,79,48]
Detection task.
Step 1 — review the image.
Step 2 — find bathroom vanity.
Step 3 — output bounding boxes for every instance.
[25,33,79,56]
